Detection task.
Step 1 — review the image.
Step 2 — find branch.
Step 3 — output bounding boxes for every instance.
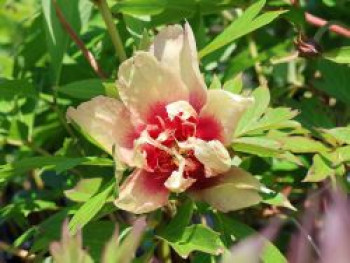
[0,241,35,261]
[52,0,107,78]
[305,13,350,38]
[96,0,127,62]
[290,0,350,38]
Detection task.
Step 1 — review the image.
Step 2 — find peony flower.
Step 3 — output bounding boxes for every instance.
[67,23,261,214]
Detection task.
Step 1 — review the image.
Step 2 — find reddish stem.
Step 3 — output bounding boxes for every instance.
[52,0,107,78]
[290,0,350,38]
[305,13,350,38]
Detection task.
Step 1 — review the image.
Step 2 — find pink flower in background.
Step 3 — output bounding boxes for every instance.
[67,23,261,214]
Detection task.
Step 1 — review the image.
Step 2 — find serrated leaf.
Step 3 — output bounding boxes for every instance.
[168,225,224,258]
[233,137,281,157]
[246,108,299,134]
[235,86,270,137]
[332,146,350,165]
[321,127,350,145]
[280,137,329,153]
[157,199,224,258]
[303,154,334,182]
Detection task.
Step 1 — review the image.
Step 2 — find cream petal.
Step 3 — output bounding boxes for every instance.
[67,96,136,163]
[151,23,207,111]
[190,167,261,212]
[165,100,197,121]
[190,138,231,177]
[115,169,169,214]
[118,51,188,122]
[164,158,196,193]
[199,90,254,145]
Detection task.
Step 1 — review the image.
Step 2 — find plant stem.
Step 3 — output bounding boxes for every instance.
[53,0,106,79]
[96,0,127,62]
[247,34,268,88]
[0,241,35,260]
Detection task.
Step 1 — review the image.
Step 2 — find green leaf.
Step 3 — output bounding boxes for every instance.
[321,127,350,145]
[112,0,167,16]
[280,137,329,153]
[0,156,113,180]
[42,0,91,83]
[225,40,291,79]
[64,177,105,202]
[333,146,350,164]
[313,59,350,104]
[169,225,224,258]
[158,199,224,258]
[209,75,221,90]
[0,79,37,100]
[223,73,243,94]
[303,154,334,182]
[31,207,76,252]
[262,191,296,211]
[235,87,270,137]
[69,181,114,234]
[244,108,299,135]
[199,0,286,58]
[158,199,194,238]
[214,214,287,263]
[83,221,116,261]
[324,46,350,64]
[58,79,118,99]
[232,137,282,157]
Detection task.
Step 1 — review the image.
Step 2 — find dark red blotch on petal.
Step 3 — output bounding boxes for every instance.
[196,116,223,142]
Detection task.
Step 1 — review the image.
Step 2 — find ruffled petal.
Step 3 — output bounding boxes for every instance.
[115,169,169,214]
[67,96,137,164]
[199,90,253,145]
[118,51,188,123]
[164,158,196,193]
[190,167,261,212]
[190,138,231,177]
[151,23,207,112]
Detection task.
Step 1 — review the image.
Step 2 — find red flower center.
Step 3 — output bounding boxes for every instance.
[139,112,205,181]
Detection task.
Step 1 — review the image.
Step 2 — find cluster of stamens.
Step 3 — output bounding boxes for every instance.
[134,109,205,188]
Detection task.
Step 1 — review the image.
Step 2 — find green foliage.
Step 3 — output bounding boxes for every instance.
[199,0,286,58]
[158,200,224,258]
[1,0,350,262]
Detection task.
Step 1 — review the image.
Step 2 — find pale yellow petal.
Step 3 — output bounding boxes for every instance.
[190,138,231,177]
[164,158,196,193]
[190,167,261,212]
[165,100,197,121]
[115,169,169,214]
[67,96,136,163]
[151,23,207,111]
[118,52,188,122]
[199,90,254,145]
